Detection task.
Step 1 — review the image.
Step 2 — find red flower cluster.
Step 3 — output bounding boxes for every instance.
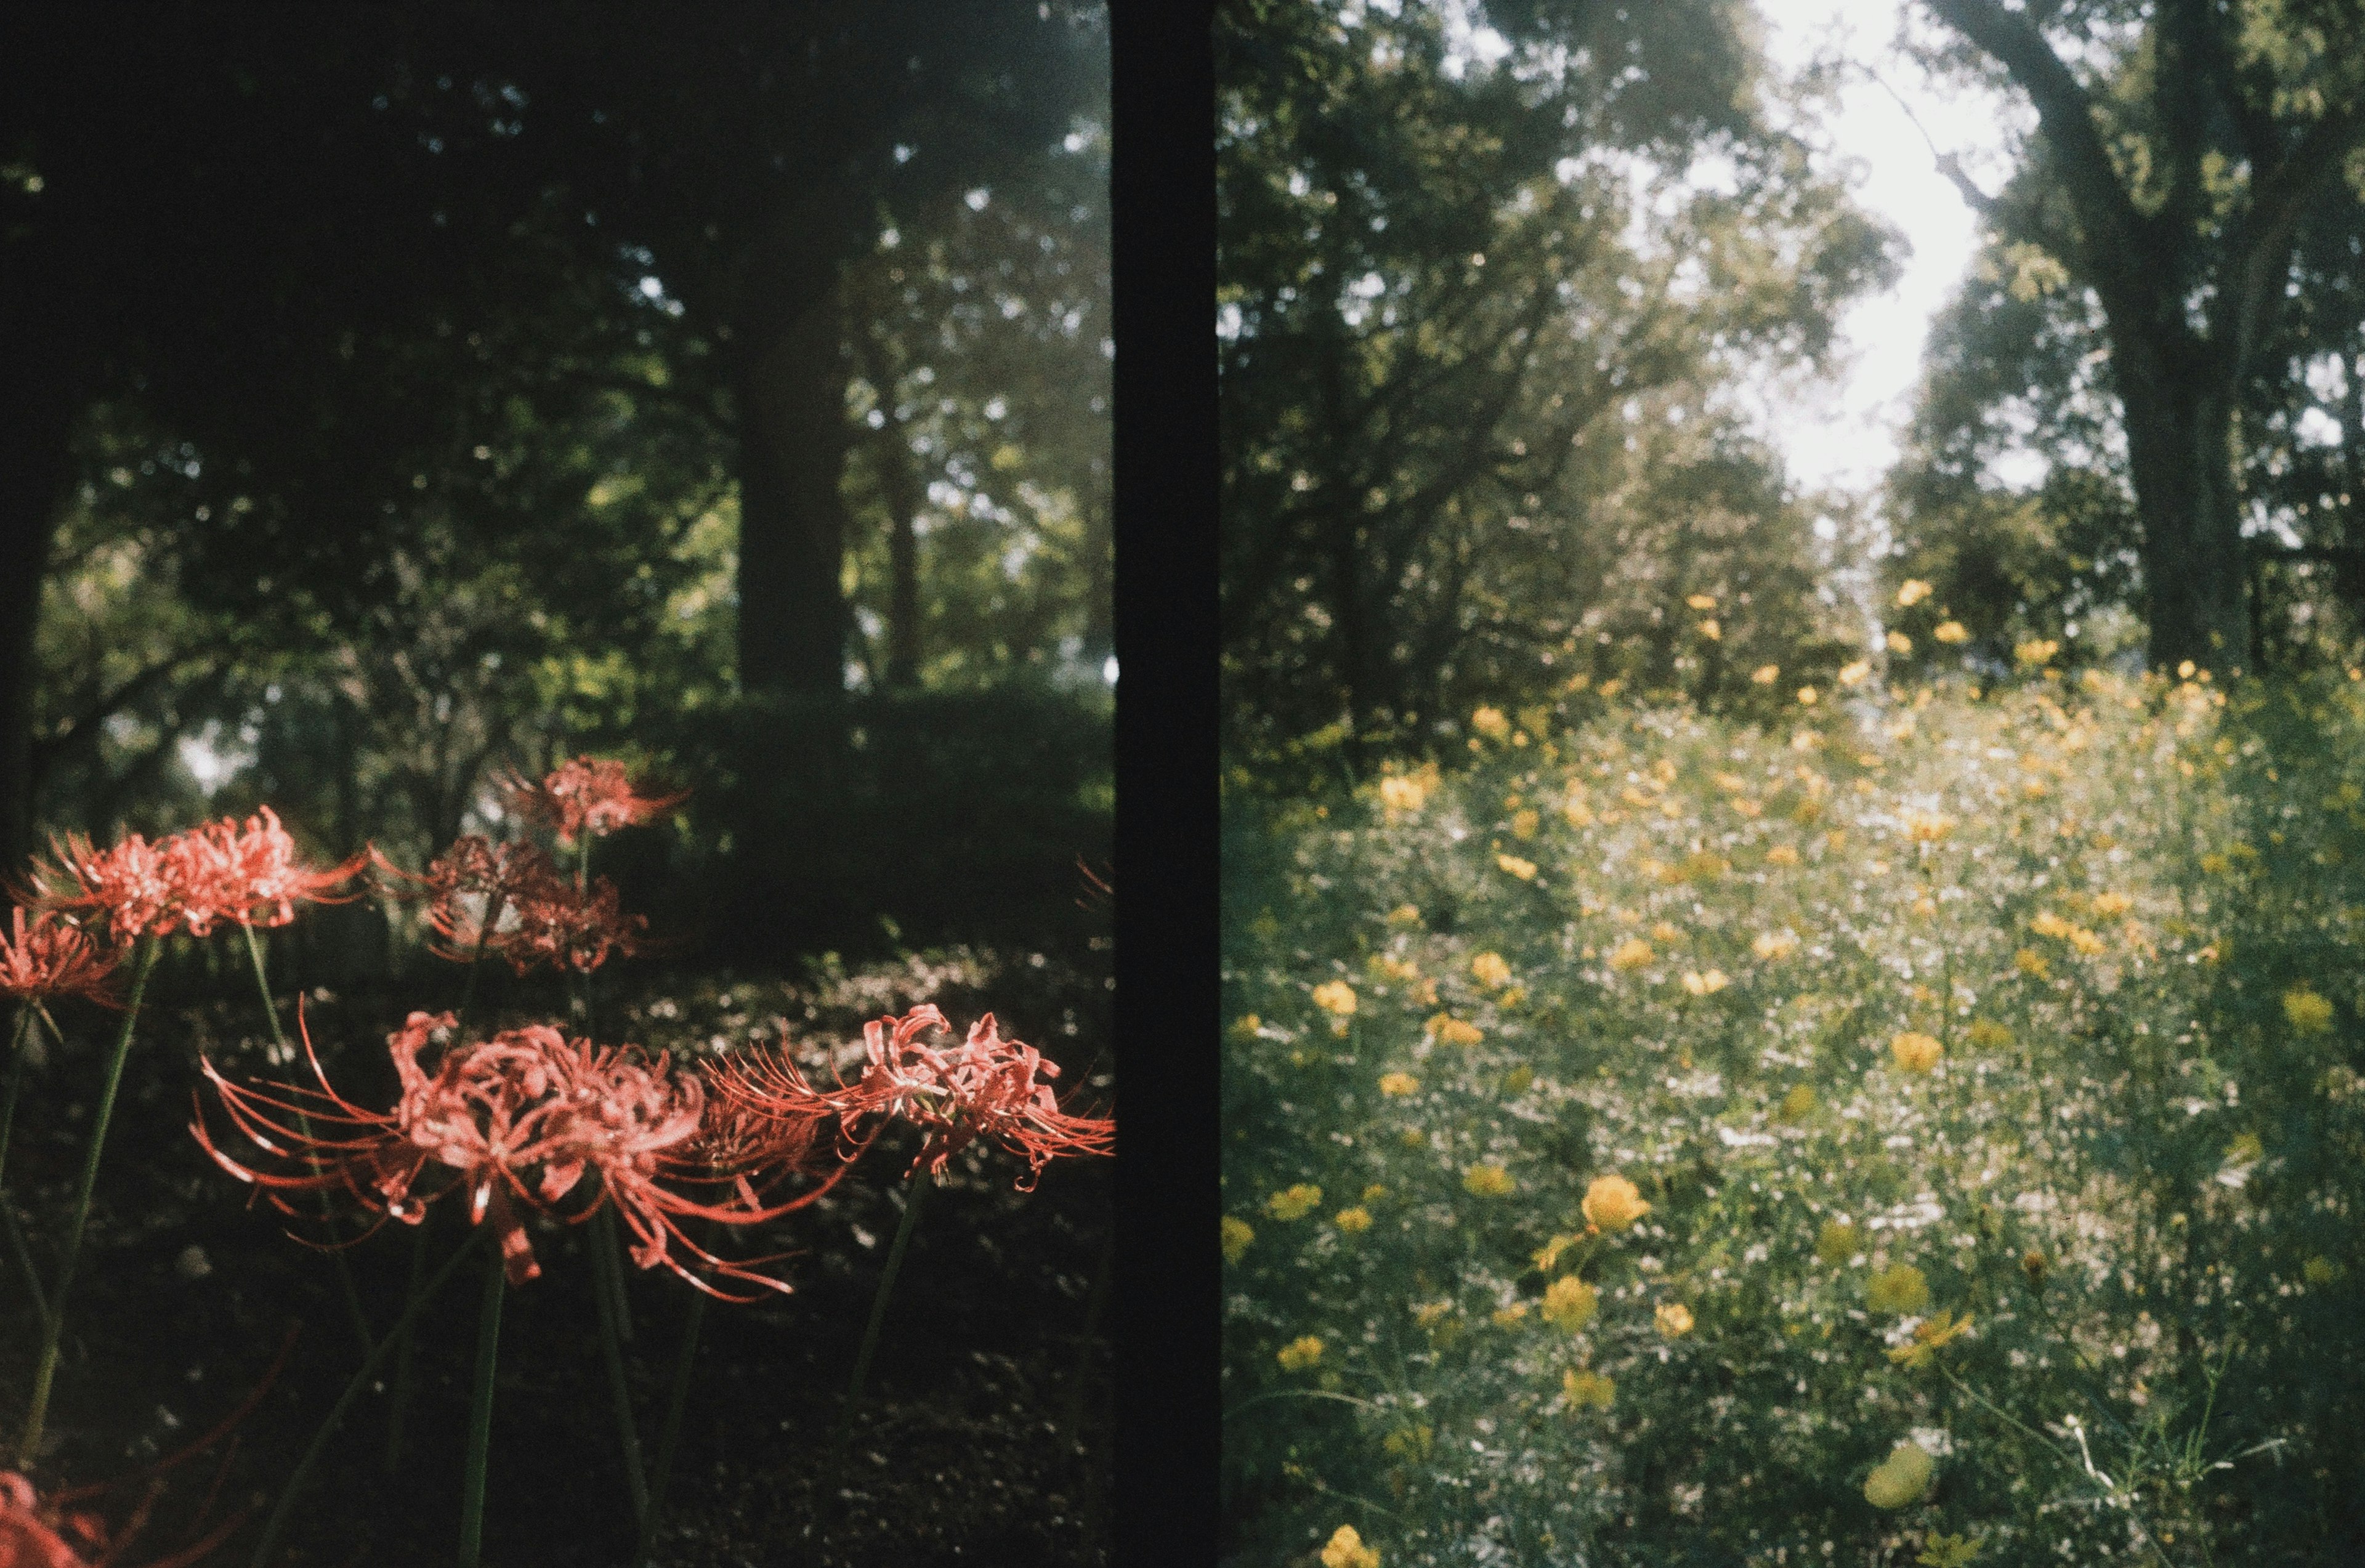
[17,810,362,946]
[193,1011,844,1299]
[378,837,646,976]
[0,908,121,1006]
[502,758,686,847]
[716,1005,1115,1189]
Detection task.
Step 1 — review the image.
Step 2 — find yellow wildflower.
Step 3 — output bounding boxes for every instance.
[1322,1525,1380,1568]
[1777,1083,1816,1121]
[1497,853,1539,881]
[2014,638,2060,667]
[2090,891,2132,918]
[1650,919,1683,943]
[1933,620,1968,644]
[1471,706,1511,741]
[1379,1072,1420,1096]
[1916,1534,1982,1568]
[1471,952,1514,988]
[2284,987,2335,1035]
[1886,1308,1973,1369]
[1966,1017,2013,1049]
[1766,844,1800,867]
[1427,1014,1484,1047]
[2015,948,2051,980]
[1815,1220,1860,1264]
[2029,910,2074,940]
[1230,1014,1262,1040]
[1492,1301,1530,1327]
[1863,1441,1934,1508]
[2198,851,2230,876]
[1533,1234,1582,1273]
[1277,1336,1324,1372]
[1267,1184,1324,1222]
[1362,1184,1388,1203]
[1891,1031,1943,1074]
[1698,618,1722,641]
[1886,629,1913,656]
[1681,969,1729,996]
[1463,1164,1515,1197]
[1334,1207,1373,1234]
[1867,1263,1931,1314]
[1510,807,1540,839]
[1412,1300,1455,1328]
[1752,663,1781,685]
[1561,1368,1615,1411]
[1312,981,1359,1017]
[1838,660,1872,687]
[1901,809,1952,844]
[1896,579,1933,608]
[2068,926,2106,956]
[1378,774,1429,814]
[1655,1301,1695,1337]
[1541,1276,1599,1332]
[1582,1174,1651,1232]
[1753,929,1800,961]
[1606,938,1655,972]
[1386,903,1422,927]
[1686,592,1718,611]
[1221,1216,1255,1264]
[1797,685,1819,706]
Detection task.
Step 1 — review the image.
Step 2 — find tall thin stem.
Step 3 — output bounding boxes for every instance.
[458,1248,506,1568]
[589,1200,650,1531]
[248,1227,491,1568]
[386,905,500,1475]
[0,1004,30,1197]
[841,1168,932,1444]
[239,922,374,1359]
[641,1222,716,1562]
[15,936,157,1467]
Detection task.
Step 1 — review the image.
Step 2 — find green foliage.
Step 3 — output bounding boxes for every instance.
[1224,671,2365,1565]
[1218,0,1899,761]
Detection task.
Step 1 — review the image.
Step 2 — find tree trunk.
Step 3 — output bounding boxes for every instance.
[2117,345,2251,675]
[733,243,855,705]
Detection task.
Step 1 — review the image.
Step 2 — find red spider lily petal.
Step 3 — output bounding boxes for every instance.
[0,1474,89,1568]
[502,758,688,847]
[490,876,645,976]
[17,832,186,944]
[169,807,367,937]
[839,1007,1114,1187]
[0,907,122,1006]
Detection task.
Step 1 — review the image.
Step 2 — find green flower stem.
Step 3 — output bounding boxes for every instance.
[641,1264,709,1562]
[15,936,158,1468]
[589,1200,650,1530]
[1,1198,47,1332]
[248,1227,491,1568]
[841,1167,932,1445]
[458,1246,506,1568]
[0,1004,30,1195]
[381,1208,435,1476]
[385,910,499,1476]
[238,923,374,1360]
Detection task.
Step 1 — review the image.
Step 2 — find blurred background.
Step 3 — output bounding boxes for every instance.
[0,3,1113,974]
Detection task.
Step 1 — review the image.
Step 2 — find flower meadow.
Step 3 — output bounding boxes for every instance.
[1223,665,2365,1566]
[0,760,1112,1567]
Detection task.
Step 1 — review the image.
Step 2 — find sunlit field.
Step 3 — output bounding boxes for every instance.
[1222,663,2365,1566]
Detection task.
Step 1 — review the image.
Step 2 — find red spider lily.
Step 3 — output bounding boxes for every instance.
[15,833,188,944]
[494,874,647,976]
[0,1326,295,1568]
[374,839,644,975]
[168,807,366,937]
[716,1005,1115,1190]
[0,908,121,1006]
[192,1011,841,1298]
[501,757,687,847]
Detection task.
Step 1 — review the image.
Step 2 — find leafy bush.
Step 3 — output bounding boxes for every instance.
[1223,668,2365,1566]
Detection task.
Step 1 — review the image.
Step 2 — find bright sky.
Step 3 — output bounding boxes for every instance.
[1753,0,2025,500]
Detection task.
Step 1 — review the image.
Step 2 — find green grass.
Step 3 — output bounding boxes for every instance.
[1223,666,2365,1567]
